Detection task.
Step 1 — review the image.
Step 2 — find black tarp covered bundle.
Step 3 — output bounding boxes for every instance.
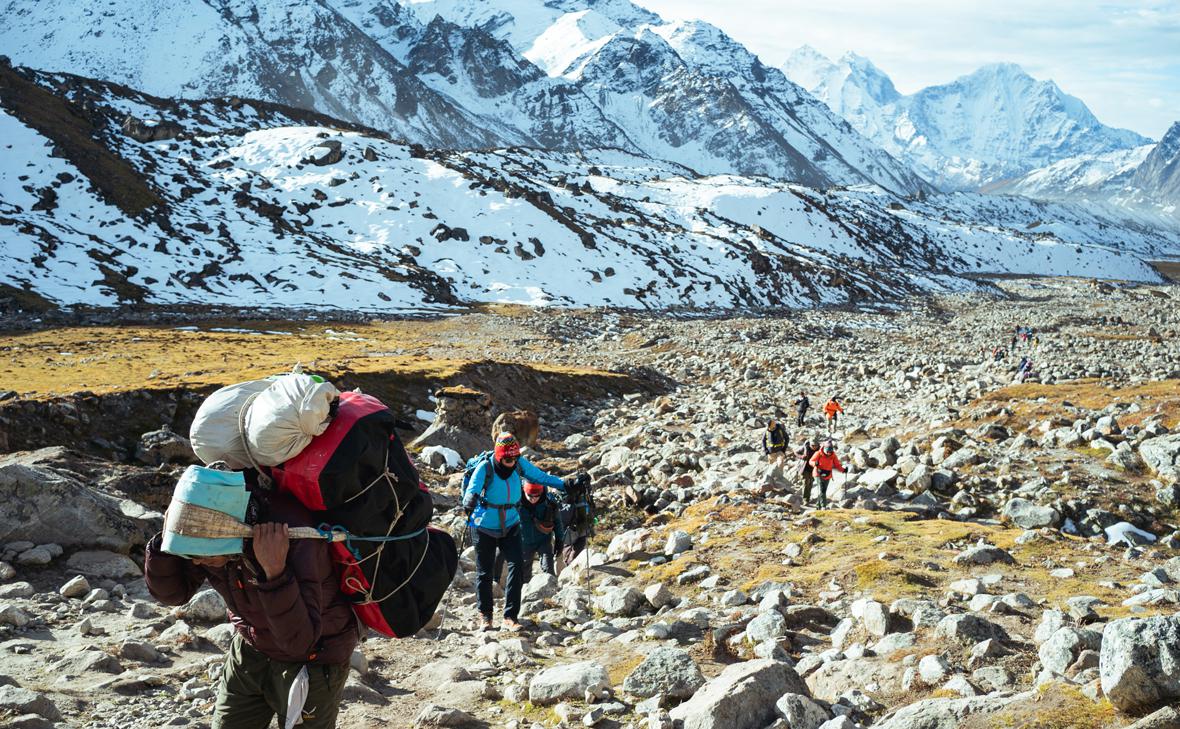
[271,391,457,637]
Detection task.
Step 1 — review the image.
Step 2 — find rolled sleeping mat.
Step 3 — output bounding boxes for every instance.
[162,466,253,557]
[162,465,346,557]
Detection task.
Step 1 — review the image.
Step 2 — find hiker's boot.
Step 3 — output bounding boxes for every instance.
[479,615,494,632]
[501,618,524,633]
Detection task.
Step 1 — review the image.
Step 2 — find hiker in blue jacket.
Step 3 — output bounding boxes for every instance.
[462,432,580,632]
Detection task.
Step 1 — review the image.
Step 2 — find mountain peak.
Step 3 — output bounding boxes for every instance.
[972,61,1029,78]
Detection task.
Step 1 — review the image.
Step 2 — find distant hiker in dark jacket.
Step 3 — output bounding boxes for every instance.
[793,393,810,427]
[462,432,579,632]
[145,493,357,729]
[763,418,789,464]
[795,438,821,506]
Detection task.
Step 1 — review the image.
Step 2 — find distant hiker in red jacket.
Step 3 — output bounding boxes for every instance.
[145,493,357,729]
[823,397,844,435]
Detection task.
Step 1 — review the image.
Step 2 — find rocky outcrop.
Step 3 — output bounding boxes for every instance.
[0,449,159,550]
[120,114,182,143]
[1100,616,1180,712]
[410,388,494,461]
[872,692,1032,729]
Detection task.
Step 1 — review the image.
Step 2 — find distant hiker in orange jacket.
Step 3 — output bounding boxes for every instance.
[823,397,844,434]
[808,441,845,508]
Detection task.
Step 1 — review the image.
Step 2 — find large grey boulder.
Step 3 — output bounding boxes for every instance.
[1001,498,1062,529]
[0,686,61,720]
[1124,705,1180,729]
[1141,435,1180,482]
[953,545,1015,566]
[622,647,704,699]
[745,611,788,644]
[1100,616,1180,712]
[177,588,227,623]
[872,692,1031,729]
[65,550,141,579]
[594,586,644,616]
[528,661,609,705]
[1038,627,1101,675]
[806,658,905,702]
[669,659,807,729]
[775,693,829,729]
[0,451,158,549]
[934,614,1009,644]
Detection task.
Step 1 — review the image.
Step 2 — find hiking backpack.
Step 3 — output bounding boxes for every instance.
[269,390,457,637]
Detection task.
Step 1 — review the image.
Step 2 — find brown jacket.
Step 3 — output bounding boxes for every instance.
[144,493,358,665]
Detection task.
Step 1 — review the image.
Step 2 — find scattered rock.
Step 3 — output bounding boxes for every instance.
[529,661,610,705]
[622,647,705,699]
[669,659,808,729]
[1100,615,1180,712]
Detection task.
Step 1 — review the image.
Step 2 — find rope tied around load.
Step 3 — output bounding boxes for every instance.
[334,464,431,606]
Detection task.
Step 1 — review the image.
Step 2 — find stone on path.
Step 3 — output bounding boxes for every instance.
[529,661,609,705]
[622,646,704,699]
[668,659,808,729]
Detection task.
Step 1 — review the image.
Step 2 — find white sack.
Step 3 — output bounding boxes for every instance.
[244,373,339,466]
[189,379,272,469]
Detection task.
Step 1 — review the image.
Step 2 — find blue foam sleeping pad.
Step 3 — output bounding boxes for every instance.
[161,466,252,557]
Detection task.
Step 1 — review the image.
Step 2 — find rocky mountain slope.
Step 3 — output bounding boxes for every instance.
[404,0,931,193]
[2,278,1180,729]
[783,48,1152,193]
[3,62,1179,312]
[988,123,1180,216]
[0,0,928,194]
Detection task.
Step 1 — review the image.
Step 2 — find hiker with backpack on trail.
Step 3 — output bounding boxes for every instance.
[823,396,844,435]
[517,481,565,581]
[795,437,821,507]
[145,490,356,729]
[462,432,586,632]
[558,475,595,569]
[793,392,810,428]
[763,417,789,464]
[808,440,846,509]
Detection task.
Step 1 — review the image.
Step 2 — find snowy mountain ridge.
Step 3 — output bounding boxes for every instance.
[783,47,1153,193]
[0,0,926,194]
[3,64,1178,314]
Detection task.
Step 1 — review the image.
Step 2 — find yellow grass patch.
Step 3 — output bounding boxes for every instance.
[975,380,1180,431]
[0,319,627,399]
[961,683,1119,729]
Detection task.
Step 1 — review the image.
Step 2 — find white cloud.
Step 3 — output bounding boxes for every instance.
[635,0,1180,138]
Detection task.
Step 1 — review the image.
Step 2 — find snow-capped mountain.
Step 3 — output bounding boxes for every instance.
[784,48,1152,192]
[1129,122,1180,210]
[0,0,928,194]
[3,63,1178,313]
[984,123,1178,216]
[989,146,1149,199]
[0,0,510,148]
[405,0,930,193]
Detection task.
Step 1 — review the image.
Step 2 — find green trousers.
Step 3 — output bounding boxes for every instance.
[213,634,349,729]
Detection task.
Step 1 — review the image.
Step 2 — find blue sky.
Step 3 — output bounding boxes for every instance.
[636,0,1180,139]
